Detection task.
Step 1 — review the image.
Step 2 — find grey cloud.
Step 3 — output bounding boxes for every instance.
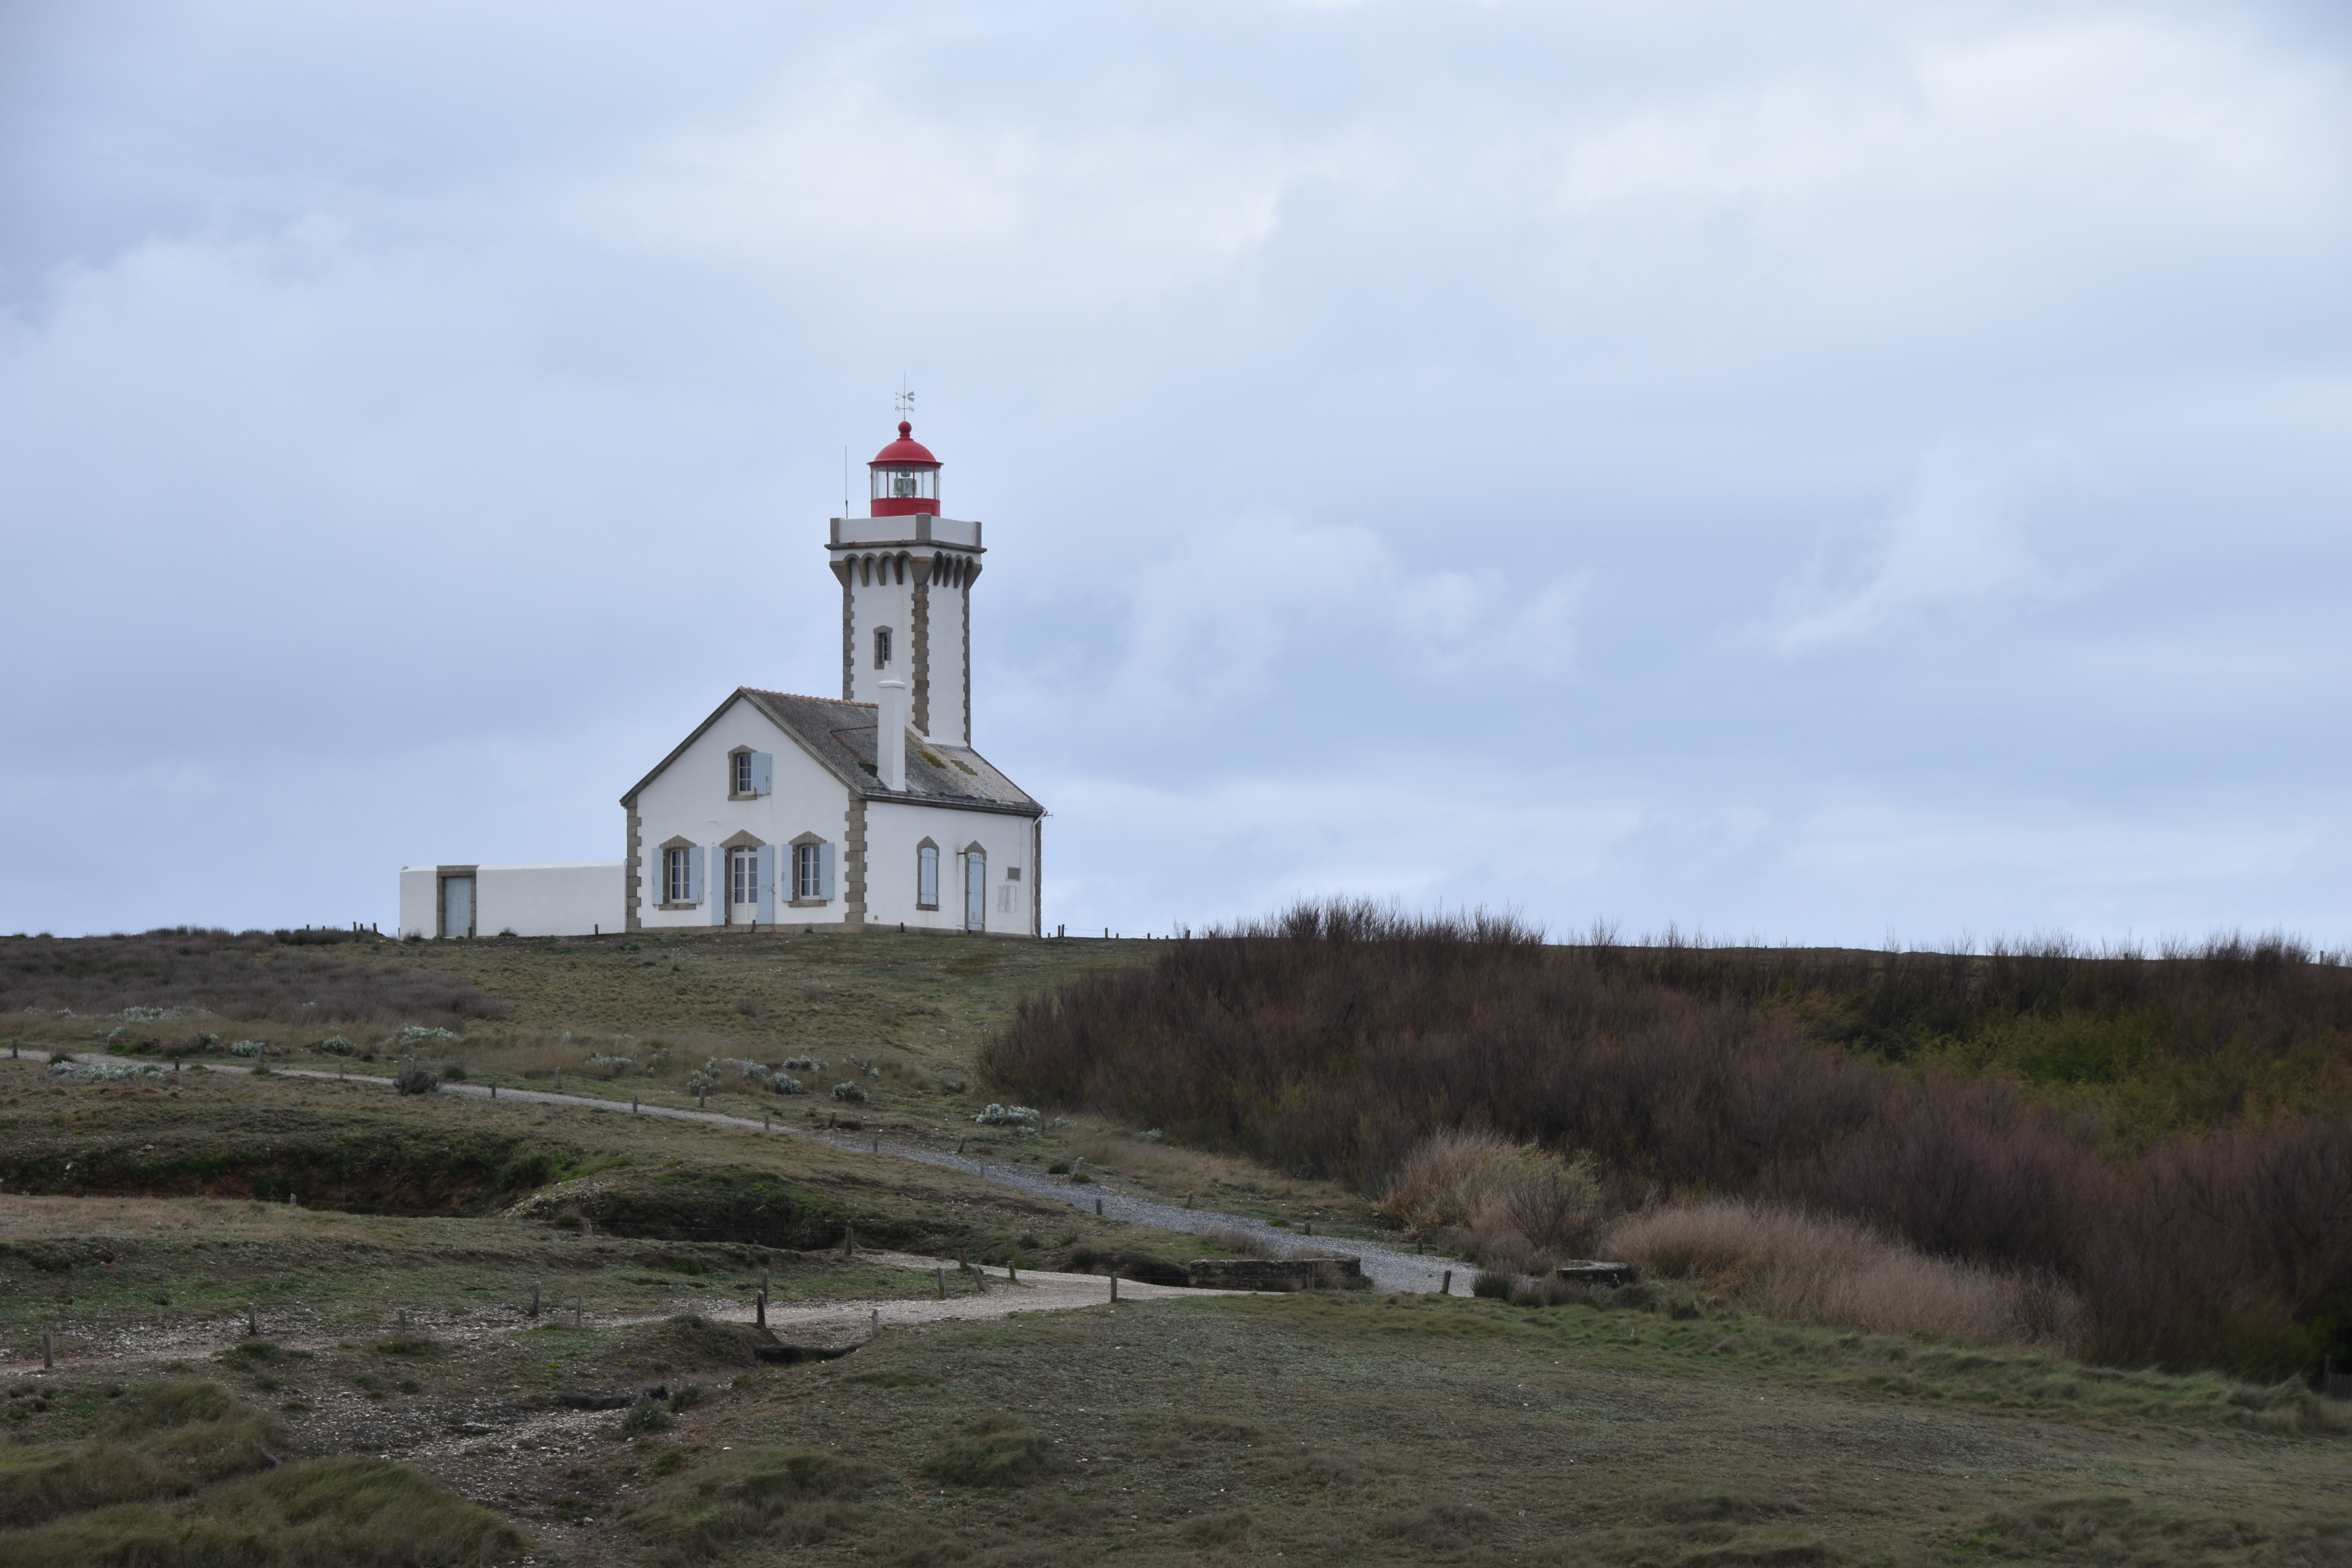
[2,1,2347,947]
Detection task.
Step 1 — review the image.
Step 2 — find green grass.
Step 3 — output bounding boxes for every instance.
[0,1380,516,1567]
[0,1455,524,1567]
[9,932,2351,1565]
[590,1292,2348,1566]
[0,1059,1198,1344]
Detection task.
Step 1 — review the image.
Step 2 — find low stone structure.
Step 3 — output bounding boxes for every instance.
[1555,1261,1634,1287]
[1187,1254,1364,1292]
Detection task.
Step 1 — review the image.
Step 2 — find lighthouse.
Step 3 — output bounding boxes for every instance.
[828,421,982,748]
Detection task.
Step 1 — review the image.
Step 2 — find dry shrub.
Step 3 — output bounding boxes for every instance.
[984,900,2352,1380]
[1203,1226,1276,1260]
[1608,1199,2084,1348]
[1377,1129,1602,1271]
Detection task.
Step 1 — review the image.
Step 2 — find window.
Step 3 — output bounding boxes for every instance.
[871,466,937,503]
[917,844,938,910]
[729,751,771,798]
[795,843,824,900]
[664,847,694,903]
[874,627,893,668]
[730,847,759,905]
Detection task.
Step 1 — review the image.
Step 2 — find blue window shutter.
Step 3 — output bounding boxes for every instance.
[757,844,777,922]
[751,752,773,796]
[817,842,836,901]
[710,846,726,925]
[687,845,704,905]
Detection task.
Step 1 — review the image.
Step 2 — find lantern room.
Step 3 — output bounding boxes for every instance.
[868,420,941,517]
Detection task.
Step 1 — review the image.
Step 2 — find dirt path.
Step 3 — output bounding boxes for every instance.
[53,1051,1480,1293]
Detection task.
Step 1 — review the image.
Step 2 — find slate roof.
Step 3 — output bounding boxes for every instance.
[739,688,1041,815]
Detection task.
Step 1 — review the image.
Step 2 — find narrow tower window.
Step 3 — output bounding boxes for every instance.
[875,627,893,668]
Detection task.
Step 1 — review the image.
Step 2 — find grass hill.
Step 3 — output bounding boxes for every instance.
[1,921,2347,1566]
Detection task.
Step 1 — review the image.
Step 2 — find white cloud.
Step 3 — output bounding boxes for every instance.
[1088,512,1585,724]
[1773,442,2076,649]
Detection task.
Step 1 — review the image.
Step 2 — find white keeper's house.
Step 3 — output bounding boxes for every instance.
[397,422,1044,940]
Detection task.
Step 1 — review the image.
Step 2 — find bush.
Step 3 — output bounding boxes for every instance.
[980,898,2352,1380]
[1376,1129,1603,1269]
[393,1064,440,1096]
[1609,1199,2083,1347]
[830,1083,867,1104]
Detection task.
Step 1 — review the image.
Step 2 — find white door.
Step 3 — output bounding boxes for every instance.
[965,851,986,932]
[441,876,473,938]
[728,847,760,925]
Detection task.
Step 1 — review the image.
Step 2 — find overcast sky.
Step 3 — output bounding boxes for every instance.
[3,1,2347,948]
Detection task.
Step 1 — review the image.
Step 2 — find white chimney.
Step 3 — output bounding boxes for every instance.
[878,677,908,791]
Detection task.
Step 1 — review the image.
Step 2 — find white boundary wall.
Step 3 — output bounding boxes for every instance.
[396,862,624,939]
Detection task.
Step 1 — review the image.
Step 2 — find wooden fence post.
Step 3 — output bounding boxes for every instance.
[554,1067,562,1091]
[574,1296,584,1330]
[246,1303,258,1338]
[763,1110,771,1132]
[869,1309,880,1340]
[842,1226,854,1259]
[1110,1270,1119,1303]
[756,1290,767,1329]
[530,1282,541,1318]
[937,1267,947,1300]
[1095,1198,1104,1217]
[42,1331,53,1369]
[1441,1270,1452,1296]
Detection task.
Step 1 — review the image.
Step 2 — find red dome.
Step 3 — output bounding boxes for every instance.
[869,420,940,469]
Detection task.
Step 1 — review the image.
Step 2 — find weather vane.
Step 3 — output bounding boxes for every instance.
[895,380,916,421]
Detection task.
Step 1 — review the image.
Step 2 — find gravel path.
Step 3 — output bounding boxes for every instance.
[55,1053,1482,1295]
[826,1137,1480,1295]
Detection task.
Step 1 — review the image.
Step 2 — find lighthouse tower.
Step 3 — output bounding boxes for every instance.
[827,421,983,748]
